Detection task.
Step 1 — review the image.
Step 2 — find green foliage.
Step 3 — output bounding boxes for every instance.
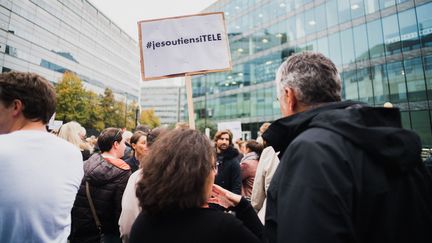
[83,91,104,131]
[196,119,217,138]
[56,72,90,125]
[139,109,161,128]
[126,101,139,130]
[55,72,141,132]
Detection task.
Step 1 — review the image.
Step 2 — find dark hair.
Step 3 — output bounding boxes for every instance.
[136,129,214,215]
[146,127,167,147]
[130,131,147,148]
[97,128,123,152]
[213,129,233,146]
[135,124,151,133]
[0,71,56,124]
[246,140,264,156]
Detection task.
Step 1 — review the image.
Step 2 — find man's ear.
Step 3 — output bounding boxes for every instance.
[11,99,23,117]
[285,87,297,112]
[112,140,119,149]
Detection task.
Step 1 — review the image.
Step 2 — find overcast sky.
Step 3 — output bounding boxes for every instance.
[89,0,217,42]
[89,0,217,86]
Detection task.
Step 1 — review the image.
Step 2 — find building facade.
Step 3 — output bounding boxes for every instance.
[141,82,186,125]
[0,0,140,101]
[193,0,432,146]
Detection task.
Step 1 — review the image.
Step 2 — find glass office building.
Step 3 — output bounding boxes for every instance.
[193,0,432,146]
[0,0,140,100]
[141,84,186,125]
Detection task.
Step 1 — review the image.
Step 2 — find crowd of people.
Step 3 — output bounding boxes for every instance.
[1,52,432,243]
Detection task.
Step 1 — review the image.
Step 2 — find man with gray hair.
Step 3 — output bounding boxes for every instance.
[262,52,432,243]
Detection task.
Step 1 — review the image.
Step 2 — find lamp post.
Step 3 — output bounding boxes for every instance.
[124,93,128,129]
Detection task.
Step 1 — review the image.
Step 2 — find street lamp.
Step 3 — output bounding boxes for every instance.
[124,93,128,129]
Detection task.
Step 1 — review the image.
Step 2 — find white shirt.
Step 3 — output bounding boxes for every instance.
[119,169,142,243]
[0,130,84,243]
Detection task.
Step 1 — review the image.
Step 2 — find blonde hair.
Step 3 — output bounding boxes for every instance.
[58,121,89,151]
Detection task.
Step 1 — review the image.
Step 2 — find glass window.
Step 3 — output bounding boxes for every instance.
[404,58,427,102]
[337,0,351,24]
[304,8,316,35]
[365,0,380,14]
[423,55,432,104]
[380,0,395,9]
[341,70,359,100]
[370,64,390,105]
[340,28,355,65]
[317,36,330,58]
[287,16,296,43]
[416,2,432,48]
[398,9,420,52]
[357,68,374,103]
[411,111,432,146]
[382,14,401,56]
[295,12,305,39]
[264,87,273,116]
[314,4,327,33]
[350,0,365,19]
[328,32,342,67]
[386,61,407,103]
[367,19,385,58]
[400,111,411,128]
[326,0,339,28]
[353,24,369,62]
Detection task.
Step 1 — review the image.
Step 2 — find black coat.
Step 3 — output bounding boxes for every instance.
[215,146,242,194]
[70,154,131,243]
[263,100,432,243]
[129,198,264,243]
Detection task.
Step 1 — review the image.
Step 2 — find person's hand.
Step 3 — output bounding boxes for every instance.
[208,184,241,208]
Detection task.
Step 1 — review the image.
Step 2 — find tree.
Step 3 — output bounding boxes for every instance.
[83,90,104,131]
[139,109,160,128]
[196,119,217,139]
[100,88,121,128]
[56,72,90,125]
[126,100,139,130]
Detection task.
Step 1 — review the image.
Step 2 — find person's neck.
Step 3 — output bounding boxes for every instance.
[10,119,46,132]
[101,151,119,159]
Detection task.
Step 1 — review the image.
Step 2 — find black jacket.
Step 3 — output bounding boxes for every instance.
[263,100,432,243]
[215,146,242,194]
[129,198,264,243]
[70,154,131,243]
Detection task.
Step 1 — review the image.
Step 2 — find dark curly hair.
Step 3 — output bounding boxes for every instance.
[136,129,215,215]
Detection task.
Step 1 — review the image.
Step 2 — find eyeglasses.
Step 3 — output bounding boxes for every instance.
[211,162,219,173]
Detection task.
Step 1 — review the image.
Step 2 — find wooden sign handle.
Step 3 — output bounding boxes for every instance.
[185,75,195,129]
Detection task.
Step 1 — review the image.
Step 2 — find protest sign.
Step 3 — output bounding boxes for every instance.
[138,12,231,80]
[138,12,232,129]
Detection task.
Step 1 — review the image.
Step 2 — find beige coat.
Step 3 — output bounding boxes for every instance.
[119,169,142,243]
[250,146,280,224]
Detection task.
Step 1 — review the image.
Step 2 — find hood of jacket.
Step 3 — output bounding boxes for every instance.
[218,145,240,161]
[84,153,130,186]
[263,100,422,174]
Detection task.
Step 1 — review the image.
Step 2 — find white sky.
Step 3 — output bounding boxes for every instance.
[89,0,217,86]
[89,0,217,42]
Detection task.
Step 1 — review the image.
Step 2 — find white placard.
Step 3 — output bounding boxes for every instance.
[217,121,242,143]
[138,12,231,80]
[48,120,63,131]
